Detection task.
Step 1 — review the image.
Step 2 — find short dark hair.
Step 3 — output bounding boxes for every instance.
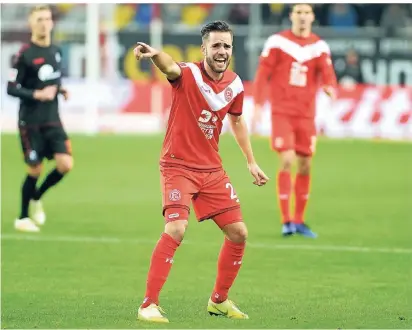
[290,3,315,12]
[200,21,233,41]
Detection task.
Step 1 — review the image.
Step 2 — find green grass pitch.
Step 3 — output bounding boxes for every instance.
[1,133,411,329]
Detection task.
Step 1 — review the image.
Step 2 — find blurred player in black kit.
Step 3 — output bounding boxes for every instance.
[7,5,74,232]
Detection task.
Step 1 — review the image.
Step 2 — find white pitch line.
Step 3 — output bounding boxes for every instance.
[1,233,412,254]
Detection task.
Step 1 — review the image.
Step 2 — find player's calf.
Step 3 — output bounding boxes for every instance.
[19,169,41,222]
[32,154,73,204]
[139,210,188,317]
[140,231,182,310]
[294,155,313,236]
[276,150,296,227]
[211,218,246,308]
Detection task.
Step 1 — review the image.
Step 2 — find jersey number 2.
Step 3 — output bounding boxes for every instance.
[226,183,239,201]
[289,62,308,87]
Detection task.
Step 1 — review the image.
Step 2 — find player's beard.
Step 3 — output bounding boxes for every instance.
[206,54,230,74]
[34,28,49,40]
[36,33,47,40]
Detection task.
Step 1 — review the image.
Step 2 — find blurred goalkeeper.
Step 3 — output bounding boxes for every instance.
[133,21,268,323]
[6,5,72,233]
[252,4,337,238]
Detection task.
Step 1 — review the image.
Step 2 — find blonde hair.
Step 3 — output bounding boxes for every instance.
[29,5,52,15]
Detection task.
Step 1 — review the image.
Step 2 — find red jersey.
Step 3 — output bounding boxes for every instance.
[253,30,337,118]
[160,61,244,172]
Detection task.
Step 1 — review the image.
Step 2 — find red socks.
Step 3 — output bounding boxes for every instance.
[211,238,245,304]
[277,171,311,224]
[277,171,292,223]
[141,233,180,308]
[294,174,310,224]
[142,235,246,307]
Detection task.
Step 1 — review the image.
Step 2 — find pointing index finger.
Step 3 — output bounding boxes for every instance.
[136,42,149,48]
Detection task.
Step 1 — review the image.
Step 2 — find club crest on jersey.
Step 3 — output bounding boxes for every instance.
[169,189,181,202]
[274,137,284,148]
[55,52,61,63]
[38,64,61,81]
[224,87,233,102]
[28,150,38,162]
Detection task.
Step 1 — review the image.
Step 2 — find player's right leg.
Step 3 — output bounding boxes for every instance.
[271,114,296,236]
[137,220,187,323]
[137,166,197,323]
[15,127,44,232]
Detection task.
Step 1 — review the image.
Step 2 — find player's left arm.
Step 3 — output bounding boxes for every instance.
[54,48,69,101]
[228,93,269,186]
[318,41,338,100]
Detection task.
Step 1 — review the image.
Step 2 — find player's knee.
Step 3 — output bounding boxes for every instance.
[297,157,311,175]
[223,222,248,243]
[298,164,311,175]
[165,220,188,242]
[281,160,293,172]
[56,155,73,174]
[27,164,43,177]
[280,150,295,171]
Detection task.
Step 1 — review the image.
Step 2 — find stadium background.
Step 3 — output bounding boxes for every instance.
[1,3,412,137]
[1,3,412,329]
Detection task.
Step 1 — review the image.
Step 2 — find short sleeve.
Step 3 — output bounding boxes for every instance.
[228,91,244,116]
[167,62,190,89]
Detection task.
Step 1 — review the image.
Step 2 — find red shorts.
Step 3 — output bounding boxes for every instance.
[271,114,317,156]
[160,166,243,229]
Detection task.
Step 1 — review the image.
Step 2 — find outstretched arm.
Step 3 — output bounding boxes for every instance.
[134,42,181,81]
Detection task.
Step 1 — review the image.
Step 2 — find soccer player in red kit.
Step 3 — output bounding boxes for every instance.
[252,4,337,238]
[133,21,269,323]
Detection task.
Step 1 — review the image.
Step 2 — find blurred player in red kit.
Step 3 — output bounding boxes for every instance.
[133,21,269,323]
[252,4,337,238]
